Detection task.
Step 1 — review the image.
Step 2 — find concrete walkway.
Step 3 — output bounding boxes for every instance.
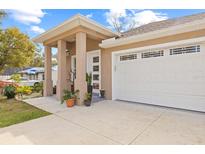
[0,97,205,144]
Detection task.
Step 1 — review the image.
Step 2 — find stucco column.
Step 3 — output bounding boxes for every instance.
[75,32,87,105]
[57,40,67,100]
[44,46,53,96]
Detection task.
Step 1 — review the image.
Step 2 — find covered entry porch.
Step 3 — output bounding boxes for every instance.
[33,14,117,104]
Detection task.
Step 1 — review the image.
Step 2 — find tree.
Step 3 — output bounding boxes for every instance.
[106,10,138,33]
[51,53,57,66]
[30,44,44,67]
[0,10,6,25]
[52,57,57,66]
[0,27,35,73]
[108,14,136,33]
[31,52,44,67]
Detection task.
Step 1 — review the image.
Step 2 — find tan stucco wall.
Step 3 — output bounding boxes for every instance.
[101,29,205,99]
[67,38,100,53]
[87,38,101,51]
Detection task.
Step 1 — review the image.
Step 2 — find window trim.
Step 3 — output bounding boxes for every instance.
[170,45,200,55]
[141,50,164,59]
[119,53,137,61]
[93,56,99,63]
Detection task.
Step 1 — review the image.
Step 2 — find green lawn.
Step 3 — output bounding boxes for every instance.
[0,97,51,128]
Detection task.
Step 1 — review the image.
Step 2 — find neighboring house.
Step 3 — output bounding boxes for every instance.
[33,13,205,112]
[18,66,58,86]
[19,67,45,81]
[0,68,22,81]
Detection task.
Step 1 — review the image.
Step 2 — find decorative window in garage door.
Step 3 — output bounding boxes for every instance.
[120,53,137,61]
[170,45,200,55]
[141,50,164,58]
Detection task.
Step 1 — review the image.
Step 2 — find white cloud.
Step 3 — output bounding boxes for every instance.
[105,9,168,32]
[130,10,168,27]
[10,9,46,25]
[106,9,126,18]
[30,26,45,34]
[85,13,93,18]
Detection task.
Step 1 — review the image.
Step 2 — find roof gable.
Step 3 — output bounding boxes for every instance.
[33,14,119,43]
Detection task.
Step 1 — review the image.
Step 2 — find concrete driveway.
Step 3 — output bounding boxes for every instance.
[0,97,205,144]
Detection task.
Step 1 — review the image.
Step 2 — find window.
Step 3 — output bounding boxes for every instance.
[93,74,99,81]
[93,66,99,72]
[120,53,137,61]
[93,56,99,63]
[170,45,200,55]
[141,50,164,58]
[93,83,99,89]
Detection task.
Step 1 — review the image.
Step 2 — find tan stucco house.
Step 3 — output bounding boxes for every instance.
[33,12,205,112]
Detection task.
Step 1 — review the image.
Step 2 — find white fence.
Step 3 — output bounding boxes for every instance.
[0,75,11,81]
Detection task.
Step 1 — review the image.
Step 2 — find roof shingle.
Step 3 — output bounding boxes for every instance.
[121,12,205,38]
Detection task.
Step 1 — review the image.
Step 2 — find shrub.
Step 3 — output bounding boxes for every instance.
[10,74,21,83]
[33,82,43,93]
[16,86,32,95]
[3,85,16,99]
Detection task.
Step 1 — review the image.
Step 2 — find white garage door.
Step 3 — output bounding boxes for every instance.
[113,44,205,112]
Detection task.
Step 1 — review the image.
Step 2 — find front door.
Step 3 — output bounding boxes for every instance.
[87,50,101,94]
[71,50,101,94]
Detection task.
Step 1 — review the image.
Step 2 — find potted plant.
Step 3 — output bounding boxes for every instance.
[86,72,93,94]
[100,89,105,98]
[84,92,92,106]
[61,90,79,107]
[61,90,75,107]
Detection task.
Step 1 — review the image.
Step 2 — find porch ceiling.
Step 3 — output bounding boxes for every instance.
[32,14,119,47]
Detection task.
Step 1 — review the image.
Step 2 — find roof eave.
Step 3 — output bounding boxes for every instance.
[100,18,205,49]
[32,14,119,44]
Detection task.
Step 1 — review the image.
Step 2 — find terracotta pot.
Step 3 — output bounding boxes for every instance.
[66,98,75,107]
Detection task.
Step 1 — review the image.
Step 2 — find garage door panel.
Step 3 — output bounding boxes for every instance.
[114,45,205,112]
[117,60,205,96]
[151,93,205,112]
[122,93,205,112]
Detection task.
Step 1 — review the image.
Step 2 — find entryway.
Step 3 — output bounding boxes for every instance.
[71,50,101,95]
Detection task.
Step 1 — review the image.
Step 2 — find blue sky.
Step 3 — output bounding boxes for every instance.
[2,9,205,39]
